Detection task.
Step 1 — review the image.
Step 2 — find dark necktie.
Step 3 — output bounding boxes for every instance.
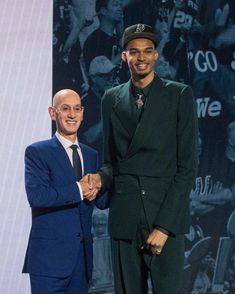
[70,144,82,181]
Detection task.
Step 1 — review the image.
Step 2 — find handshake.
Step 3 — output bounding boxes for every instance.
[79,173,102,201]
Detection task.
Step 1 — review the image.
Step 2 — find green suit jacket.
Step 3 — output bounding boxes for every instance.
[99,75,198,239]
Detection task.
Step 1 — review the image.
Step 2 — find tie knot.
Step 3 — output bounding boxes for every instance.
[70,144,78,151]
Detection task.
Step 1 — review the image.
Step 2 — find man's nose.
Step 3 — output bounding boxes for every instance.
[138,52,145,61]
[68,108,76,116]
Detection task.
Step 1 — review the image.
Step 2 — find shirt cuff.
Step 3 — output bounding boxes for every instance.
[77,182,83,200]
[153,225,174,237]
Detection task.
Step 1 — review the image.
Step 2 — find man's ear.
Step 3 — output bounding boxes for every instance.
[80,107,84,121]
[154,50,159,61]
[48,106,56,120]
[121,51,127,62]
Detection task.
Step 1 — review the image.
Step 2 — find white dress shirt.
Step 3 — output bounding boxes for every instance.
[55,132,84,199]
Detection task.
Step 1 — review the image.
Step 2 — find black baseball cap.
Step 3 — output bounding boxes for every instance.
[122,24,158,49]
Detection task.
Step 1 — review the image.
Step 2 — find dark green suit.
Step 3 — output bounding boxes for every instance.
[99,74,198,293]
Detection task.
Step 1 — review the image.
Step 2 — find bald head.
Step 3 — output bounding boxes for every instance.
[49,89,84,142]
[52,89,81,107]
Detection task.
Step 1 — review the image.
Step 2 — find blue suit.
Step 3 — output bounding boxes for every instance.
[22,136,107,291]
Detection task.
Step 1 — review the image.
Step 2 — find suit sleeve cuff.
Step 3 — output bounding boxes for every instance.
[77,182,83,200]
[153,225,175,237]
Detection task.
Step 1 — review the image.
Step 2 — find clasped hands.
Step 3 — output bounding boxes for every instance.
[79,173,102,201]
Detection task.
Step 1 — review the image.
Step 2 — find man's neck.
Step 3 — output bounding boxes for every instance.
[57,131,77,143]
[131,71,155,89]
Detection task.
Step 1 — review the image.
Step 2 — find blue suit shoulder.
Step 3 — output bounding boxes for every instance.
[27,138,54,148]
[25,138,56,154]
[27,138,97,151]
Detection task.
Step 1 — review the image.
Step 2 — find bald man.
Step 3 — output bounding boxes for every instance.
[22,89,107,293]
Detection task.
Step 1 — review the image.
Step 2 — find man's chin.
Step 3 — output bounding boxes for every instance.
[63,129,78,136]
[136,72,148,79]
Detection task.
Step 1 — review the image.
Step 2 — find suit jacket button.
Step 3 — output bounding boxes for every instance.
[141,190,146,196]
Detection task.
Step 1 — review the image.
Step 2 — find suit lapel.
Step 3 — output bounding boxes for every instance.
[49,136,75,180]
[80,144,91,175]
[50,137,95,177]
[112,80,137,137]
[127,75,167,157]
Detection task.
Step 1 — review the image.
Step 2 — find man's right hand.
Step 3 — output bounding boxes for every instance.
[80,173,102,201]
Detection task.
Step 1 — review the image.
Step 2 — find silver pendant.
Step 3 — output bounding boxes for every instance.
[136,94,144,109]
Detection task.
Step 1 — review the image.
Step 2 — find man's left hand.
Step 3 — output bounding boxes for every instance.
[145,229,169,255]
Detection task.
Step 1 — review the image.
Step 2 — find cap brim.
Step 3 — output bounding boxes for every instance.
[122,32,157,48]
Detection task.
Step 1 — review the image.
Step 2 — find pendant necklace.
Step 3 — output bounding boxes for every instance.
[136,93,144,109]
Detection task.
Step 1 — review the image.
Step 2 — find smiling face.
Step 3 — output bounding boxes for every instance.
[121,38,158,85]
[48,89,84,142]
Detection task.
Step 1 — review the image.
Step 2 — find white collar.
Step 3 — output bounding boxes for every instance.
[55,131,80,150]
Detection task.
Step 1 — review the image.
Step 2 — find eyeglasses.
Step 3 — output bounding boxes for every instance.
[54,104,84,114]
